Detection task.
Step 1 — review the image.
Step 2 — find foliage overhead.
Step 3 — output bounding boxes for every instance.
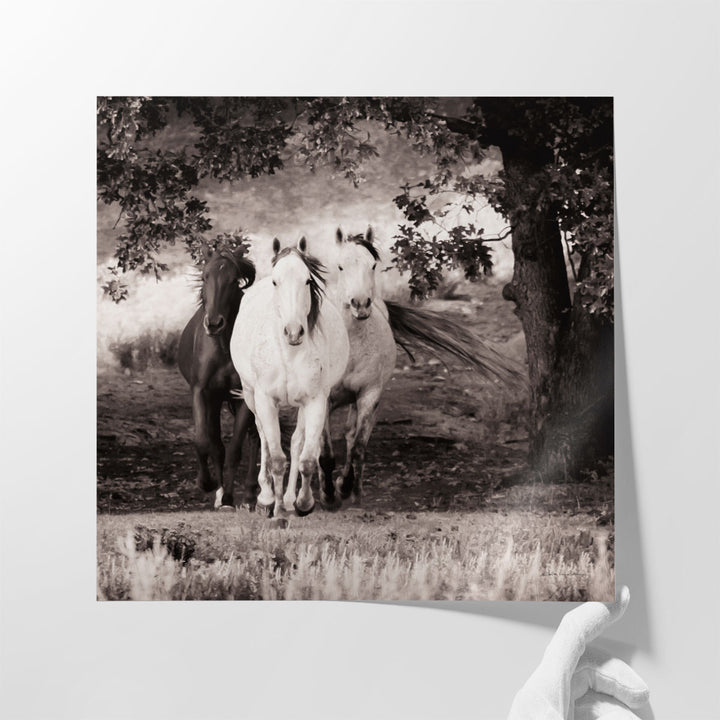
[97,96,613,317]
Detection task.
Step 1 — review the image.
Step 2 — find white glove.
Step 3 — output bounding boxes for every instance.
[508,586,649,720]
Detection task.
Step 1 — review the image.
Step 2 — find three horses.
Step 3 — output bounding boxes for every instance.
[181,230,522,517]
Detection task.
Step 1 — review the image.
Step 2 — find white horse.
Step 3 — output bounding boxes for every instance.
[230,237,349,519]
[323,226,526,506]
[323,227,397,503]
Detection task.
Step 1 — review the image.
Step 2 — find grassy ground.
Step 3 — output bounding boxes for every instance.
[97,507,613,601]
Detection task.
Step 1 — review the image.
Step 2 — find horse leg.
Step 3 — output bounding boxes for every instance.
[283,414,304,513]
[216,400,250,510]
[295,396,326,516]
[244,390,274,515]
[337,404,358,499]
[192,387,217,492]
[253,391,287,518]
[319,406,342,512]
[242,414,260,509]
[320,410,341,510]
[207,393,226,504]
[347,390,381,505]
[255,426,274,515]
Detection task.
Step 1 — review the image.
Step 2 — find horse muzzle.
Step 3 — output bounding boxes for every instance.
[350,297,372,320]
[203,314,226,335]
[284,323,305,346]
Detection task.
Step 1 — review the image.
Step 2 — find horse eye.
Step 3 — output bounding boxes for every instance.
[306,278,311,285]
[372,263,377,270]
[338,265,343,271]
[272,280,277,287]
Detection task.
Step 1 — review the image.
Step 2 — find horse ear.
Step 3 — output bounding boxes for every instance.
[297,236,307,253]
[366,226,374,244]
[272,237,280,255]
[201,242,213,261]
[336,227,344,245]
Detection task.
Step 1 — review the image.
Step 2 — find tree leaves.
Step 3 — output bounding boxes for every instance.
[97,97,613,316]
[394,190,434,226]
[391,224,494,300]
[190,231,252,267]
[101,266,129,303]
[388,98,614,317]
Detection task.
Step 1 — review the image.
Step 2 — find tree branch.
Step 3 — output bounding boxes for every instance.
[426,112,481,137]
[562,231,578,281]
[482,226,513,243]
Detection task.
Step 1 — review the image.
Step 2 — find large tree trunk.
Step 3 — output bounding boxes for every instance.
[544,257,614,480]
[501,150,613,482]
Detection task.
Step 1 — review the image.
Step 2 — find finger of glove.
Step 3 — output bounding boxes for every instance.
[507,689,565,720]
[572,647,649,709]
[574,690,643,720]
[541,587,631,681]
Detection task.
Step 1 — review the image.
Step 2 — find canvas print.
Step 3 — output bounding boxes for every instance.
[97,97,614,601]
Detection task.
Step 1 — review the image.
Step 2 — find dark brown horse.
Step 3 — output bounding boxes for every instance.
[178,245,260,510]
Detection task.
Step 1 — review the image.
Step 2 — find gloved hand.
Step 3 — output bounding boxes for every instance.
[508,586,650,720]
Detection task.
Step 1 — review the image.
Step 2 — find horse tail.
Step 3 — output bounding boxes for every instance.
[384,300,526,387]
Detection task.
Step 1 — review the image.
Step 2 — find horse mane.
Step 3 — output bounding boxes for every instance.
[217,248,256,289]
[271,247,326,334]
[347,233,380,262]
[194,247,256,308]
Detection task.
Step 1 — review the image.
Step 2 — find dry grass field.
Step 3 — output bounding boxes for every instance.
[97,506,613,602]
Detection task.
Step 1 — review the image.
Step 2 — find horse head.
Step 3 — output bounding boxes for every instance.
[335,227,379,320]
[271,237,325,346]
[200,244,255,336]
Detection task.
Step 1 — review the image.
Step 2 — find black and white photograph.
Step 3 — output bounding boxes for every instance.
[96,97,615,601]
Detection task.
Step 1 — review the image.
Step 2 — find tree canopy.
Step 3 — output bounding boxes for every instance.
[97,96,613,317]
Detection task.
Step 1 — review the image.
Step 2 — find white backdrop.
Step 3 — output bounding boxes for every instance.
[1,1,718,718]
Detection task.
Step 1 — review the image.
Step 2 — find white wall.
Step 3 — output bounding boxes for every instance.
[1,2,718,718]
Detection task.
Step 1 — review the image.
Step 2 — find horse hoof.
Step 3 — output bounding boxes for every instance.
[293,500,315,517]
[336,468,354,500]
[336,481,353,500]
[198,478,219,493]
[256,501,275,518]
[217,504,235,512]
[320,494,342,512]
[240,502,256,513]
[268,517,289,529]
[320,455,336,484]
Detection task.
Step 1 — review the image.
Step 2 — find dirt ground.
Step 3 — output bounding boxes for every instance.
[97,282,614,523]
